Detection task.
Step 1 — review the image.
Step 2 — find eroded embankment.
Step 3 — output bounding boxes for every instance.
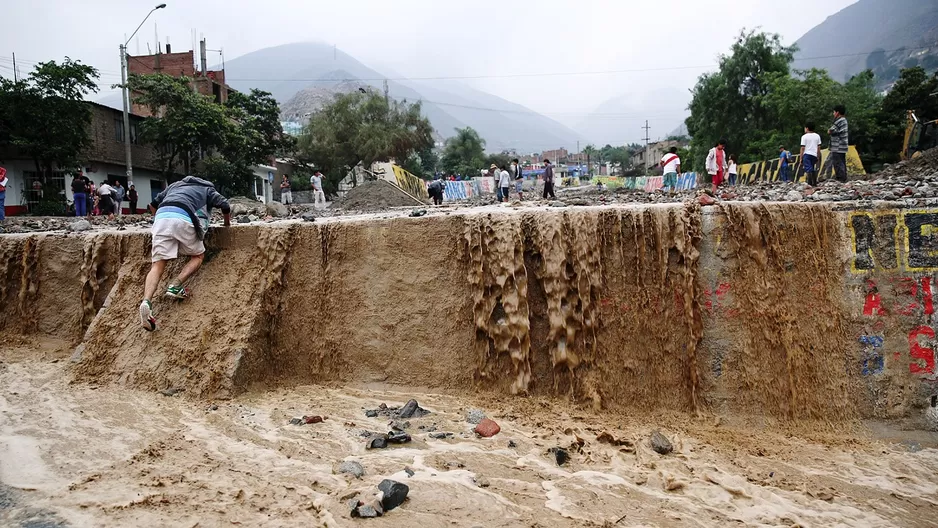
[1,203,923,423]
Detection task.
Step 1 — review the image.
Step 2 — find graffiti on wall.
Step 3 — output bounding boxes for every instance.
[849,210,938,273]
[594,173,698,192]
[736,146,865,185]
[860,275,937,375]
[390,165,429,200]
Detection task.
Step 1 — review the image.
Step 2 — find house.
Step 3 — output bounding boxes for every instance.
[0,102,170,216]
[127,41,232,116]
[630,139,688,172]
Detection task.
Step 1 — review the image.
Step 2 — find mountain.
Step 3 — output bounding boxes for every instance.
[793,0,938,85]
[219,42,584,153]
[572,87,691,147]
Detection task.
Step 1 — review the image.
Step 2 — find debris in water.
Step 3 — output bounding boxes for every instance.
[237,216,251,224]
[466,409,486,424]
[508,440,517,448]
[429,432,453,439]
[398,399,420,418]
[337,461,364,479]
[404,467,415,477]
[387,431,412,444]
[650,431,673,455]
[409,209,427,217]
[549,447,569,466]
[367,437,388,449]
[378,479,409,511]
[365,409,378,418]
[474,418,500,437]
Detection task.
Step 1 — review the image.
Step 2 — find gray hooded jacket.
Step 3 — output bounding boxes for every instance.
[151,176,230,239]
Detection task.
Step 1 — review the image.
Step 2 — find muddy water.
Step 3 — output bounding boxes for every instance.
[2,346,938,527]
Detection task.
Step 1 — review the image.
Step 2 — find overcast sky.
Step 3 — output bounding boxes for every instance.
[2,0,858,143]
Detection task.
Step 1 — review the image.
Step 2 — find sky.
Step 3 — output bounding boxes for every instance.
[1,0,859,144]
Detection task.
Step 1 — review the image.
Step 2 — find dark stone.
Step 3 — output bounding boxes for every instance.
[301,213,316,222]
[404,467,415,477]
[368,437,388,449]
[390,420,410,431]
[377,479,409,511]
[650,431,673,455]
[338,461,364,478]
[353,504,380,518]
[409,209,427,217]
[550,447,569,466]
[508,440,517,448]
[159,387,183,397]
[429,432,452,439]
[365,409,379,418]
[237,216,251,224]
[398,399,419,418]
[289,418,302,425]
[387,431,412,444]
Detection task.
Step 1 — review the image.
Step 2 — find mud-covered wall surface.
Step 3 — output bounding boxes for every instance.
[0,203,935,428]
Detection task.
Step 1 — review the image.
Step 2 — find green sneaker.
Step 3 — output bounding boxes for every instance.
[164,285,190,300]
[139,300,156,331]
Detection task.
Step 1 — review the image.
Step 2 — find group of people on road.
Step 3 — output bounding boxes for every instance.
[694,104,850,193]
[279,171,326,209]
[492,159,526,202]
[70,173,139,219]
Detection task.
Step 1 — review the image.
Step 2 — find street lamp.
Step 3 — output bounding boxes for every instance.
[120,4,166,182]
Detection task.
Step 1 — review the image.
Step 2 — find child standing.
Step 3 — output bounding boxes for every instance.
[728,154,738,186]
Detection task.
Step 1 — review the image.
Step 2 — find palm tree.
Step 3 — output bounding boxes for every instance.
[582,144,597,177]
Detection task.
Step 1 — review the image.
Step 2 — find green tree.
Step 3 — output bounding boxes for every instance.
[127,73,234,177]
[441,127,486,177]
[297,91,433,193]
[484,151,512,172]
[0,58,99,187]
[686,30,795,169]
[582,144,597,175]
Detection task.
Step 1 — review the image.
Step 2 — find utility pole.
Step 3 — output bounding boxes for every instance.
[383,79,389,105]
[642,120,652,174]
[11,52,17,82]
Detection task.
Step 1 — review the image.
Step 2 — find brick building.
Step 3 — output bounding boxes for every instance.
[0,102,169,216]
[127,42,231,117]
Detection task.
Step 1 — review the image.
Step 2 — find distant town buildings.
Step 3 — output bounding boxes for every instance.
[127,40,231,117]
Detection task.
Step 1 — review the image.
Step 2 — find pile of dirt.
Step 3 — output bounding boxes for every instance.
[876,144,938,180]
[336,180,425,211]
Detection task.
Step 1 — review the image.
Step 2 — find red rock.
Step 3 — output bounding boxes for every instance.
[698,194,716,206]
[303,415,324,424]
[474,418,500,437]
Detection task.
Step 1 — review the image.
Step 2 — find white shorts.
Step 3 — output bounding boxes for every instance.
[151,218,205,262]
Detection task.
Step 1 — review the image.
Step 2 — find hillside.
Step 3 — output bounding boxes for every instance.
[219,42,584,153]
[793,0,938,86]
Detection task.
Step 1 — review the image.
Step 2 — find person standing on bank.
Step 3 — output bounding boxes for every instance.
[280,175,293,205]
[511,158,524,201]
[114,181,125,216]
[138,176,231,331]
[542,159,556,199]
[829,105,849,183]
[310,170,326,209]
[71,174,88,217]
[727,154,738,186]
[498,165,511,202]
[97,181,118,220]
[0,167,7,222]
[778,146,791,182]
[128,184,138,214]
[659,146,681,194]
[705,139,728,195]
[800,122,823,187]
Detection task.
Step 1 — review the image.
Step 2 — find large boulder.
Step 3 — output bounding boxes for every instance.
[266,201,289,217]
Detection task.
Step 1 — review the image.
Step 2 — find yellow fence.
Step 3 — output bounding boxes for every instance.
[737,146,865,184]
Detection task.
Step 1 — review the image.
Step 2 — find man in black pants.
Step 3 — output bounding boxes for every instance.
[542,159,556,199]
[828,105,849,182]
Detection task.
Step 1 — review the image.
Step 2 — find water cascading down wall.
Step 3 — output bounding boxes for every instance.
[0,202,935,429]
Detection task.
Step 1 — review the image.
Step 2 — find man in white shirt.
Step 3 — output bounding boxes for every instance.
[310,170,326,209]
[659,147,681,194]
[97,182,118,219]
[498,165,511,202]
[800,122,822,187]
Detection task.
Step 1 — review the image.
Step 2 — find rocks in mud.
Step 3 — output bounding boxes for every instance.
[67,220,92,232]
[785,190,803,201]
[508,440,517,448]
[474,418,500,437]
[409,209,427,217]
[429,432,453,439]
[377,479,409,511]
[548,447,569,466]
[347,480,410,518]
[549,201,567,207]
[266,201,288,217]
[249,214,259,222]
[364,399,430,420]
[301,213,316,222]
[650,431,673,455]
[466,409,486,424]
[237,216,251,224]
[398,399,420,418]
[367,437,388,449]
[159,387,183,397]
[289,415,325,425]
[338,461,364,479]
[387,431,412,444]
[389,420,410,431]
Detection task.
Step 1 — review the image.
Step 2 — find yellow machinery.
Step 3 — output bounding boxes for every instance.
[902,110,938,160]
